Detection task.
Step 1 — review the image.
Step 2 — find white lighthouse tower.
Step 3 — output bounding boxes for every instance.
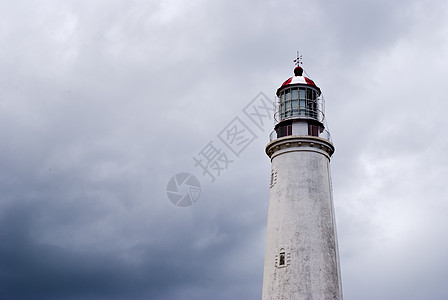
[262,57,343,299]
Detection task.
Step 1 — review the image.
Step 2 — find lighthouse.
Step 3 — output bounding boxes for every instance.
[262,57,343,299]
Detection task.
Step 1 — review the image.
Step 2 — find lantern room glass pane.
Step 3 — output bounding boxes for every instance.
[291,88,298,100]
[307,101,314,117]
[307,88,313,100]
[285,100,291,117]
[292,99,298,116]
[299,99,305,116]
[278,87,320,121]
[299,88,306,99]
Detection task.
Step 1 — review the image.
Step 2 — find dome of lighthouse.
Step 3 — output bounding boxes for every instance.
[277,66,321,95]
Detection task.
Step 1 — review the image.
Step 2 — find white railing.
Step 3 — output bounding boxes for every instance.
[273,108,325,124]
[269,128,332,143]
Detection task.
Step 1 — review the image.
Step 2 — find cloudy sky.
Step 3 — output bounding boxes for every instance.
[1,0,448,299]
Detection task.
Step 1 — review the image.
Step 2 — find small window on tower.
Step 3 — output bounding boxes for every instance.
[275,248,289,268]
[270,169,277,188]
[279,252,286,266]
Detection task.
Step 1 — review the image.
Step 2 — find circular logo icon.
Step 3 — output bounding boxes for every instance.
[166,173,201,207]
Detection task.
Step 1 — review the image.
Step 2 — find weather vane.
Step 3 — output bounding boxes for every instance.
[293,51,303,67]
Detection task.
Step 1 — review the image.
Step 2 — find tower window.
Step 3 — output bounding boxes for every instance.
[279,252,285,266]
[270,169,277,188]
[275,248,289,268]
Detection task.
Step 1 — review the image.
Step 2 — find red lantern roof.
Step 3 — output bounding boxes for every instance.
[277,66,321,95]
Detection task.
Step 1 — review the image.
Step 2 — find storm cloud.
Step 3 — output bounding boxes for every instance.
[1,0,448,299]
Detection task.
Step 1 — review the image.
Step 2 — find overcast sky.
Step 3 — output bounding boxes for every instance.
[1,0,448,299]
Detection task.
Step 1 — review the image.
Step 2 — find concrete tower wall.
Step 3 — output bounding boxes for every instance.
[262,136,342,300]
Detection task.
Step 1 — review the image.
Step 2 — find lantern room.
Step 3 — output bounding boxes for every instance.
[270,66,330,141]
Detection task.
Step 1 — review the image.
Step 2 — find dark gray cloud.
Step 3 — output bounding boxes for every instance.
[0,195,264,299]
[1,0,448,299]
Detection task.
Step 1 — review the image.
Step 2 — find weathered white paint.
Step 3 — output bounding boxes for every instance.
[262,135,342,300]
[291,120,308,135]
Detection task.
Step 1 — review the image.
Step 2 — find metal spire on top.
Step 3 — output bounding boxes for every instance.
[293,51,303,67]
[294,51,311,78]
